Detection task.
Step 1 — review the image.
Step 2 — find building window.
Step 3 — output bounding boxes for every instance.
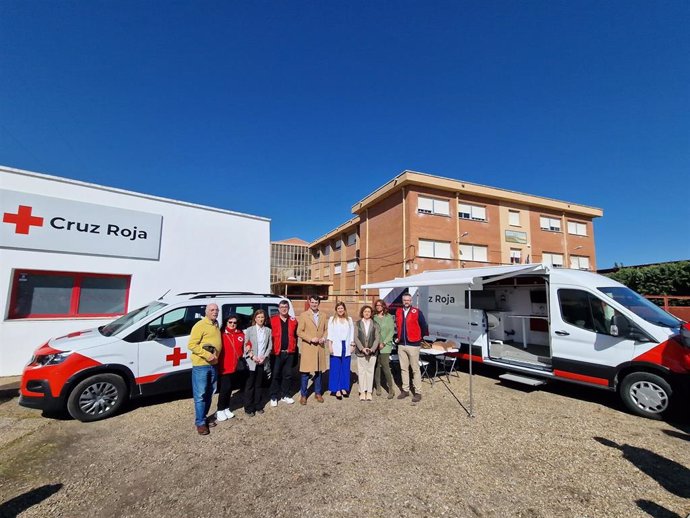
[346,232,357,246]
[347,260,357,272]
[334,264,342,275]
[324,266,330,277]
[540,216,561,232]
[459,244,488,262]
[334,239,342,250]
[323,244,331,256]
[542,252,564,268]
[458,203,486,221]
[570,255,590,270]
[9,270,130,319]
[509,210,521,226]
[567,221,587,236]
[418,196,450,216]
[510,248,522,264]
[418,239,452,259]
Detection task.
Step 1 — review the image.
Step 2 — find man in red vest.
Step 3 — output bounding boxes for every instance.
[269,300,299,406]
[395,293,428,402]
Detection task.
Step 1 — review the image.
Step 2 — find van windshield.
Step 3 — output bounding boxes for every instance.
[100,302,168,337]
[597,287,680,328]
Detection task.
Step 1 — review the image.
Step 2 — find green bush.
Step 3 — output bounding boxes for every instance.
[605,261,690,306]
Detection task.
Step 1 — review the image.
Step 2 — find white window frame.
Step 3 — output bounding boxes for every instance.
[569,255,590,270]
[346,260,357,272]
[459,244,488,262]
[334,264,342,275]
[419,239,452,259]
[458,203,487,221]
[567,221,587,236]
[417,196,450,216]
[509,248,522,264]
[540,216,561,232]
[542,252,564,268]
[508,210,521,227]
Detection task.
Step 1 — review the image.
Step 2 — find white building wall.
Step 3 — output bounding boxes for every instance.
[0,166,271,375]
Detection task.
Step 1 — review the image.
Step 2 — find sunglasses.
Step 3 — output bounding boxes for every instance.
[227,321,238,325]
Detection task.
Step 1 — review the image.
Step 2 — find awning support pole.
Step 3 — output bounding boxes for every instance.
[468,290,474,418]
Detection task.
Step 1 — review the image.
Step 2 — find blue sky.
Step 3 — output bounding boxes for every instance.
[1,1,688,268]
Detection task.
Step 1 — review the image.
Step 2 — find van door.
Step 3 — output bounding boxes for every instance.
[136,304,208,394]
[550,288,636,386]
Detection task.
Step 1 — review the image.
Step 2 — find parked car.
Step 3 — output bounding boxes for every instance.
[19,292,293,422]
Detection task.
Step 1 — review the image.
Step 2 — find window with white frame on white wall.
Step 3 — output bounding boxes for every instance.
[334,264,342,275]
[510,248,522,264]
[570,255,590,270]
[458,203,486,221]
[419,239,452,259]
[542,252,564,267]
[567,221,587,236]
[346,260,357,272]
[540,216,561,232]
[508,210,521,226]
[459,244,488,262]
[346,232,357,246]
[417,196,450,216]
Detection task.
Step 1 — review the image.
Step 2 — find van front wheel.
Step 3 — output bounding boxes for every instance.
[67,374,127,422]
[619,372,672,420]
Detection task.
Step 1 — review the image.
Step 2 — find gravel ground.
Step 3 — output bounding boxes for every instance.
[1,365,689,518]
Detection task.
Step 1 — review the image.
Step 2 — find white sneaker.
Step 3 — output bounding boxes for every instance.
[281,397,295,405]
[216,410,228,422]
[224,409,235,419]
[270,399,278,408]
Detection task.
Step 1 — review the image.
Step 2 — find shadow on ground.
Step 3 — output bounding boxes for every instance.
[636,499,685,518]
[0,484,62,517]
[594,437,690,499]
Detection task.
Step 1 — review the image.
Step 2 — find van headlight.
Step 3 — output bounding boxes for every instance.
[33,351,71,366]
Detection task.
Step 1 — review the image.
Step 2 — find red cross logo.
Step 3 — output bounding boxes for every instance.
[165,347,188,366]
[3,205,44,235]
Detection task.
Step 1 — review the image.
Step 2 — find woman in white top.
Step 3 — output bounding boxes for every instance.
[327,302,354,400]
[243,309,272,416]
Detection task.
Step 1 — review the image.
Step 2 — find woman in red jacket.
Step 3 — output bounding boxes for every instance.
[216,314,246,421]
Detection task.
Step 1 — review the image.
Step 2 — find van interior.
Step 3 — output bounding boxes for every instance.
[479,275,552,371]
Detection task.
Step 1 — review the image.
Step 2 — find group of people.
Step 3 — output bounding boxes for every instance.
[187,294,428,436]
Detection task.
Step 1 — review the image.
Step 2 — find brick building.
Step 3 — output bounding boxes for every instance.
[310,170,603,299]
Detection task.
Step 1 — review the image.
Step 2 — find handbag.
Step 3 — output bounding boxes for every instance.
[232,339,248,372]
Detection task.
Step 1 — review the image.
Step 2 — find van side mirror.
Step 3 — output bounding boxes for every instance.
[627,327,651,342]
[146,327,168,341]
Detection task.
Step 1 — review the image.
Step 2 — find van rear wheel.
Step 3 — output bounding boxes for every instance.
[619,372,672,420]
[67,374,127,422]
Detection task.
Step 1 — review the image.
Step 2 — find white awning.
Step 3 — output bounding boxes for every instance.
[362,263,548,290]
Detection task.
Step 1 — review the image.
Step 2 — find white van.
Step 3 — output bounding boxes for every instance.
[19,292,294,421]
[366,264,690,419]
